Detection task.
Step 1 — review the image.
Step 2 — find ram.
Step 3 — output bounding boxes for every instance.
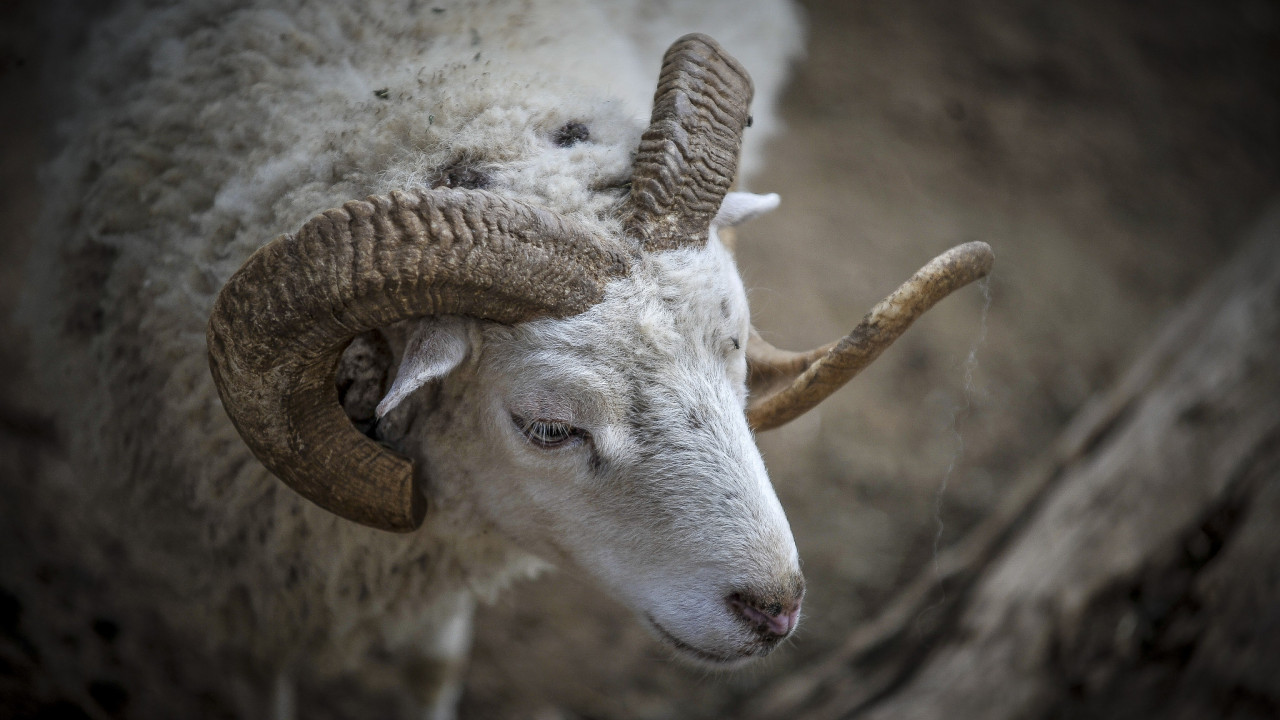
[18,1,991,717]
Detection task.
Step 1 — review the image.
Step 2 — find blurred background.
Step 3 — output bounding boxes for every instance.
[2,0,1278,718]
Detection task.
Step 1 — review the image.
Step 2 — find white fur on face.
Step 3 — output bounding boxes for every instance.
[402,234,802,664]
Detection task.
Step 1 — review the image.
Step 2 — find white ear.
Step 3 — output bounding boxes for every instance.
[376,317,471,418]
[713,191,781,229]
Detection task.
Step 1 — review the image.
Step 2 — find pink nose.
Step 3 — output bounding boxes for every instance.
[727,591,802,638]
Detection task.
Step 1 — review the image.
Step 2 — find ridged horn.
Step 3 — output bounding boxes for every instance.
[624,33,754,251]
[208,188,629,532]
[746,242,995,431]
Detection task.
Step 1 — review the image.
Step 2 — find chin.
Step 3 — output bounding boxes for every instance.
[645,615,773,669]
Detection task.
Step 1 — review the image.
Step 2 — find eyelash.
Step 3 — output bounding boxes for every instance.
[512,415,586,449]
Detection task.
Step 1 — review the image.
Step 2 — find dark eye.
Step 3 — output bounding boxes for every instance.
[512,415,584,449]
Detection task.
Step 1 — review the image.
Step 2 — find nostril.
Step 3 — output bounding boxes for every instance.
[775,604,800,636]
[727,592,801,638]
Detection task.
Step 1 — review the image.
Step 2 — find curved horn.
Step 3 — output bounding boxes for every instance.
[747,242,994,431]
[624,33,754,251]
[208,188,629,532]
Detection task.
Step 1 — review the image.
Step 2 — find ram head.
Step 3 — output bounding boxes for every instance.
[207,34,992,665]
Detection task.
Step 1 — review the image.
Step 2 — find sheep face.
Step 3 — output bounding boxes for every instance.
[381,229,802,665]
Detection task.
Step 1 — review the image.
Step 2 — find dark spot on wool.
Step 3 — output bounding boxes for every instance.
[373,88,389,99]
[746,115,753,127]
[554,122,590,148]
[431,6,445,13]
[432,164,490,190]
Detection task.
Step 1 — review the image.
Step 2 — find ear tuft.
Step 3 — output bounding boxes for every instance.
[376,317,471,418]
[713,192,781,229]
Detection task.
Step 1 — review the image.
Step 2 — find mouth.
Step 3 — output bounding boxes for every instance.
[645,615,763,667]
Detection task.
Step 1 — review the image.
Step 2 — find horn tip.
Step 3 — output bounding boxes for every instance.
[386,482,428,533]
[959,240,995,277]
